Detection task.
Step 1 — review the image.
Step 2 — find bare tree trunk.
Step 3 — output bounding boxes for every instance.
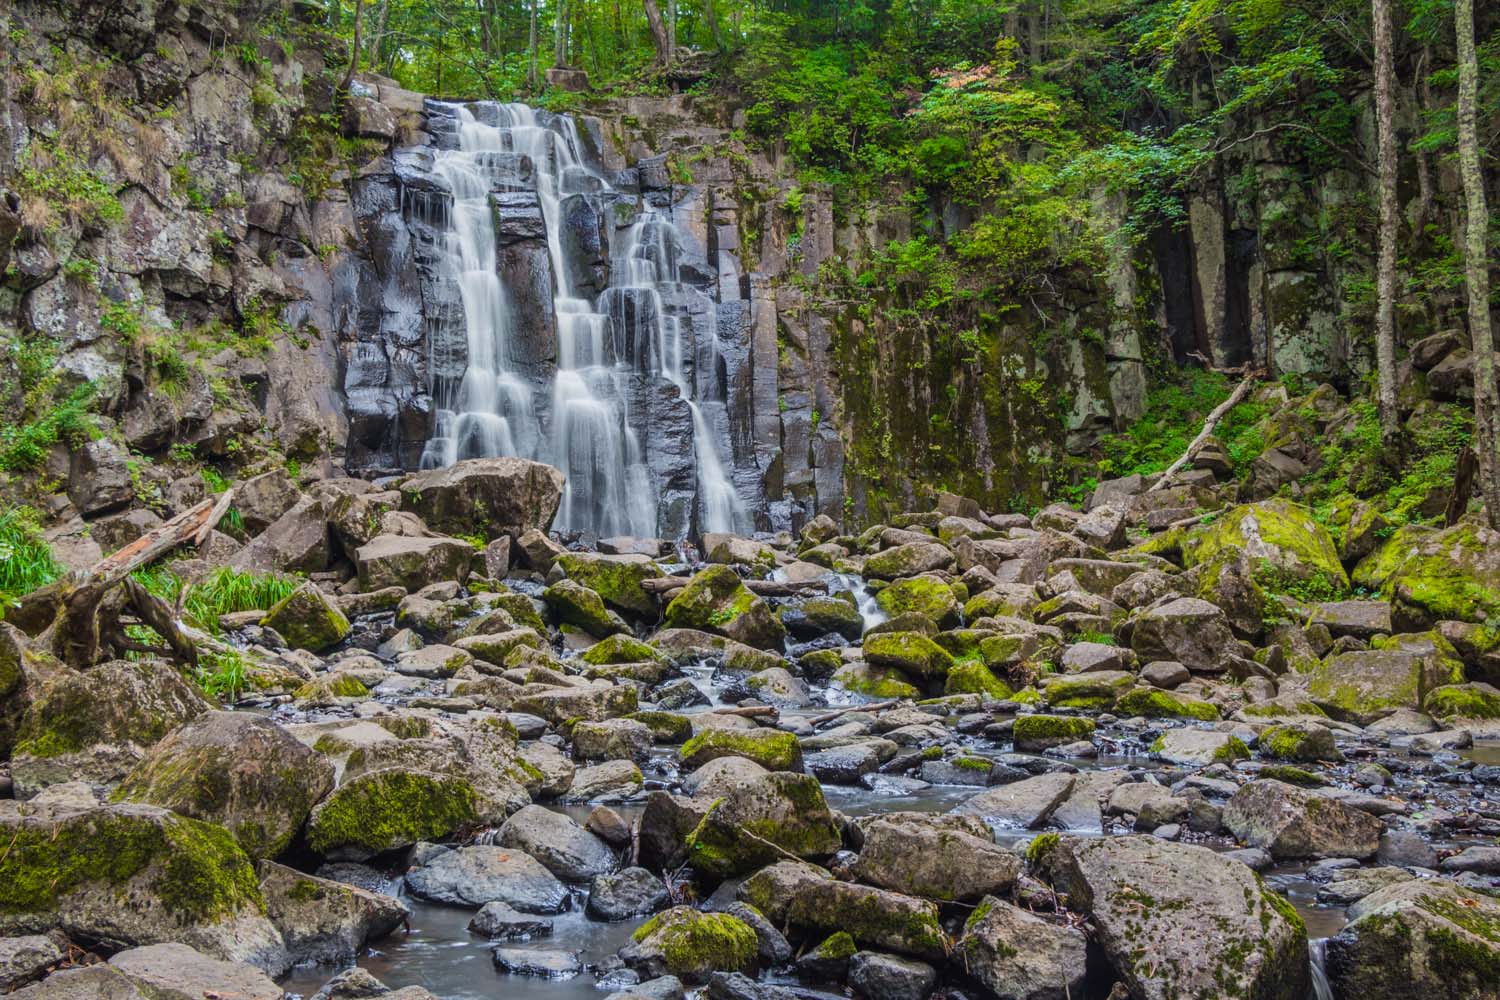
[1371,0,1402,458]
[341,0,365,93]
[554,0,568,67]
[1457,0,1500,527]
[367,0,389,65]
[529,0,540,89]
[666,0,677,62]
[642,0,671,65]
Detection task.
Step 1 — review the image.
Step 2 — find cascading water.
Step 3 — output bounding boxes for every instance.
[416,102,748,540]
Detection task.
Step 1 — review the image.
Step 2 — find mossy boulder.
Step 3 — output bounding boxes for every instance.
[1306,648,1464,724]
[1258,723,1342,762]
[1013,714,1094,751]
[453,628,544,669]
[1113,688,1220,721]
[555,552,662,618]
[1325,877,1500,1000]
[832,662,921,700]
[736,860,832,923]
[874,575,960,628]
[781,596,863,640]
[114,712,335,860]
[1149,729,1250,766]
[261,583,350,653]
[663,566,785,651]
[627,711,693,743]
[1040,671,1135,711]
[1423,682,1500,720]
[1354,522,1500,627]
[1049,835,1308,1000]
[11,659,212,799]
[355,534,473,592]
[863,631,955,679]
[512,682,639,725]
[543,579,629,638]
[784,879,947,960]
[292,672,371,707]
[957,895,1087,1000]
[582,633,665,665]
[305,769,483,860]
[678,727,802,772]
[944,660,1012,699]
[864,542,954,580]
[0,800,283,972]
[851,814,1021,903]
[685,772,841,877]
[1184,499,1349,598]
[621,907,758,984]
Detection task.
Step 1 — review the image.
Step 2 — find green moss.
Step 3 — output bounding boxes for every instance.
[312,734,352,755]
[813,930,857,960]
[306,770,480,855]
[627,711,693,743]
[1423,683,1500,720]
[1259,765,1323,787]
[262,583,351,652]
[863,630,955,677]
[582,634,663,665]
[0,808,261,924]
[1013,714,1094,746]
[556,553,661,617]
[1025,832,1061,868]
[1240,700,1326,719]
[952,755,993,771]
[293,673,369,703]
[832,663,921,699]
[1185,499,1349,598]
[873,575,958,625]
[1114,687,1220,720]
[631,908,758,979]
[1370,523,1500,624]
[1041,672,1133,710]
[1213,736,1252,763]
[944,659,1013,698]
[679,727,802,771]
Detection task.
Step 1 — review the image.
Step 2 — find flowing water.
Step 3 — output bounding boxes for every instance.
[417,103,746,538]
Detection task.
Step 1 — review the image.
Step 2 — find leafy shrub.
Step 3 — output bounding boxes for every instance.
[0,507,62,603]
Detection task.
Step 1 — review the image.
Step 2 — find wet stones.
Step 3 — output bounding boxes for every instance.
[684,772,841,877]
[850,813,1020,903]
[399,457,565,539]
[497,805,618,881]
[1127,597,1237,674]
[404,845,568,912]
[587,867,671,921]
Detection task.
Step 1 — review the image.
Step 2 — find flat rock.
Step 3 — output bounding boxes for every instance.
[1222,780,1382,860]
[404,846,568,912]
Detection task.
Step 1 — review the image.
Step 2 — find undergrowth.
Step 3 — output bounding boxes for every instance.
[0,507,62,604]
[129,564,301,635]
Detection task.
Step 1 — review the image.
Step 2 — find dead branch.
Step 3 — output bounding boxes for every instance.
[1148,372,1261,493]
[809,699,899,725]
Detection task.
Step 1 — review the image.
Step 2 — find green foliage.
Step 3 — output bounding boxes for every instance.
[129,565,302,636]
[0,507,62,604]
[194,647,248,702]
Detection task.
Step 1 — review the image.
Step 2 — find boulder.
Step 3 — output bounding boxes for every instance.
[864,542,954,580]
[235,470,303,534]
[556,552,662,617]
[1222,780,1382,860]
[573,718,654,763]
[1012,714,1095,751]
[846,952,937,1000]
[1325,877,1500,1000]
[355,535,473,592]
[862,631,955,678]
[1150,729,1249,766]
[11,659,211,798]
[261,583,351,652]
[0,932,66,991]
[66,439,134,516]
[1423,681,1500,721]
[259,860,407,966]
[951,773,1076,832]
[1184,499,1349,595]
[106,943,282,1000]
[1129,598,1237,674]
[781,597,863,641]
[0,801,283,972]
[784,880,946,960]
[400,458,565,539]
[587,867,670,921]
[679,728,802,772]
[1357,522,1500,627]
[405,845,568,912]
[1306,648,1463,724]
[306,769,489,860]
[620,907,758,984]
[873,575,960,628]
[230,497,330,575]
[1258,723,1342,762]
[1049,836,1308,1000]
[543,579,629,637]
[512,681,638,725]
[684,772,841,877]
[955,896,1087,1000]
[663,566,786,650]
[469,901,555,939]
[498,805,617,881]
[116,712,334,859]
[851,813,1020,902]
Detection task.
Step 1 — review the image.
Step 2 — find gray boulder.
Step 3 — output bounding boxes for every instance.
[499,805,618,881]
[355,534,473,592]
[851,813,1021,903]
[1223,780,1382,860]
[955,896,1087,1000]
[847,951,937,1000]
[405,845,568,912]
[1129,597,1237,673]
[587,867,670,920]
[401,458,564,538]
[259,860,408,966]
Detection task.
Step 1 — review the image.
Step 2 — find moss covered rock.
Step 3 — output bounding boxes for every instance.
[582,634,665,665]
[864,542,954,580]
[1423,682,1500,720]
[543,579,629,638]
[115,712,335,860]
[621,906,758,983]
[1306,648,1464,724]
[292,672,371,708]
[784,878,947,960]
[1185,499,1349,598]
[832,662,922,700]
[944,659,1012,699]
[0,800,283,971]
[663,566,785,651]
[863,631,955,679]
[305,769,483,860]
[11,659,211,798]
[1113,687,1220,721]
[1258,723,1342,762]
[1325,877,1500,1000]
[556,552,662,618]
[1223,779,1381,859]
[781,596,863,641]
[1355,522,1500,627]
[1013,714,1095,751]
[679,727,802,772]
[627,711,693,743]
[261,583,350,653]
[1040,671,1135,711]
[851,813,1020,903]
[874,575,960,628]
[685,772,841,877]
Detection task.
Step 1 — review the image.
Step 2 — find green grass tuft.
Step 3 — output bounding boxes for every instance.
[0,507,63,604]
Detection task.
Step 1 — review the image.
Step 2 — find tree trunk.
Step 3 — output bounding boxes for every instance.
[554,0,568,67]
[1457,0,1500,527]
[703,0,722,50]
[642,0,671,65]
[340,0,365,93]
[367,0,389,65]
[1371,0,1402,458]
[666,0,676,61]
[528,0,540,89]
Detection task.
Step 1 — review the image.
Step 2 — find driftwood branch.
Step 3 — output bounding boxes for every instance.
[809,699,899,725]
[1148,373,1260,492]
[709,705,779,719]
[640,576,823,597]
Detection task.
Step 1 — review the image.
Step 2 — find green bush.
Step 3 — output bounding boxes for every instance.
[0,507,62,604]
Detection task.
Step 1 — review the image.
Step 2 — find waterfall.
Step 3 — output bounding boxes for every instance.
[416,102,747,539]
[1307,938,1333,1000]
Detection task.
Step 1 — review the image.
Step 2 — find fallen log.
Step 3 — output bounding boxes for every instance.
[809,700,899,725]
[709,705,779,719]
[640,576,825,597]
[1148,372,1260,492]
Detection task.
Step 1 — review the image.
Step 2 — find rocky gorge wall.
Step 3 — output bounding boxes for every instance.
[0,0,1486,550]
